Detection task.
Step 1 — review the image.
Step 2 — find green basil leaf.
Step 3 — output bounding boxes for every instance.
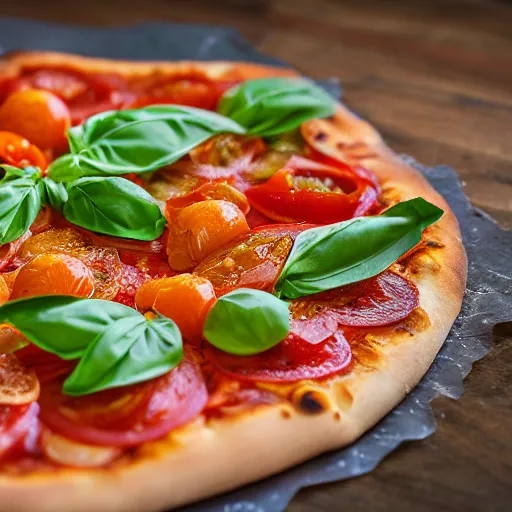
[0,296,138,359]
[63,177,166,241]
[204,288,290,356]
[41,177,68,212]
[48,106,246,182]
[0,165,40,183]
[0,178,42,244]
[275,198,444,299]
[63,315,182,396]
[218,77,336,137]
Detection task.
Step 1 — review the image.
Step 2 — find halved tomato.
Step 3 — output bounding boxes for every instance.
[0,131,47,170]
[38,355,207,447]
[194,224,312,296]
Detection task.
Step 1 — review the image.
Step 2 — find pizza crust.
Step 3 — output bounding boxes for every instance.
[0,52,466,512]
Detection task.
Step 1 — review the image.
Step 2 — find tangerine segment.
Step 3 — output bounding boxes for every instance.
[18,228,122,300]
[166,200,249,272]
[136,274,216,344]
[0,90,71,150]
[11,253,95,299]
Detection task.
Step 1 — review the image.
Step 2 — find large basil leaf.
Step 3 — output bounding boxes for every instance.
[0,177,43,244]
[218,77,336,137]
[275,198,444,299]
[48,106,246,182]
[63,177,166,241]
[0,296,138,359]
[63,315,182,396]
[204,288,290,356]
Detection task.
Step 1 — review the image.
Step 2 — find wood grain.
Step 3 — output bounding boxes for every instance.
[0,1,511,510]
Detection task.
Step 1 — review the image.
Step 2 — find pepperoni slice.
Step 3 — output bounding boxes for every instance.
[0,402,39,460]
[292,271,419,327]
[207,331,351,383]
[38,355,207,447]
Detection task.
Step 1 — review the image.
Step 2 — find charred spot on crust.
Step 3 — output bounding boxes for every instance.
[280,408,292,419]
[333,412,341,421]
[314,131,328,142]
[426,239,445,248]
[336,141,346,150]
[291,388,329,415]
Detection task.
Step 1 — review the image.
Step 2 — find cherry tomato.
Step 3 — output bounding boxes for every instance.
[10,253,95,299]
[166,200,249,272]
[0,275,9,305]
[135,274,216,344]
[207,331,351,383]
[18,228,122,300]
[38,355,207,447]
[0,90,71,150]
[194,224,311,296]
[291,271,419,327]
[0,403,39,460]
[246,155,377,224]
[0,131,47,170]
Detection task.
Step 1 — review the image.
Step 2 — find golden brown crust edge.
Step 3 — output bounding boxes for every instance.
[0,53,466,512]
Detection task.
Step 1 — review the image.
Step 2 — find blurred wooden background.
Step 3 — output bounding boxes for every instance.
[1,1,511,511]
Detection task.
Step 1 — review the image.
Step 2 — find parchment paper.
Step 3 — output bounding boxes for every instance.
[0,18,510,512]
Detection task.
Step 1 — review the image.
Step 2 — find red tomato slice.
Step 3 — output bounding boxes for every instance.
[0,402,39,460]
[207,331,351,383]
[246,156,377,224]
[194,224,311,296]
[292,271,419,327]
[38,355,207,447]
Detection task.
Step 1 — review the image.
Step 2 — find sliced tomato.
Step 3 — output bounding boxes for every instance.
[246,155,377,224]
[194,224,311,296]
[204,388,280,418]
[306,147,382,194]
[207,331,351,383]
[0,403,39,460]
[38,355,207,447]
[292,271,419,327]
[0,131,47,169]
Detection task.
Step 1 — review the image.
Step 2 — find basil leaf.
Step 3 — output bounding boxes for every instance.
[218,77,336,137]
[41,177,68,212]
[63,315,182,396]
[204,288,290,356]
[63,177,166,241]
[0,165,40,183]
[0,178,42,244]
[275,198,444,299]
[48,106,246,181]
[0,296,138,359]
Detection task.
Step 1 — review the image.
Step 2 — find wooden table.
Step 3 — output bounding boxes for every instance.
[2,0,511,510]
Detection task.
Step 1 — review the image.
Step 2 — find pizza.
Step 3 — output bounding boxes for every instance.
[0,52,466,511]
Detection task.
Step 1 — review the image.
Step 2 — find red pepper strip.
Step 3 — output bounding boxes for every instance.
[245,156,377,224]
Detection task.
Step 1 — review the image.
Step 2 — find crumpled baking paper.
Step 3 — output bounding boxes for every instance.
[0,17,510,512]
